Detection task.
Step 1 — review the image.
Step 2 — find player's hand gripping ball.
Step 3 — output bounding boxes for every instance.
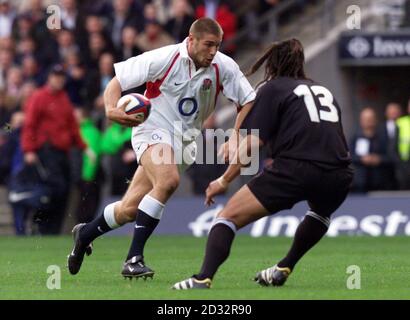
[117,93,151,124]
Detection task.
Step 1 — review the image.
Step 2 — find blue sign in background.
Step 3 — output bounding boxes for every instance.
[339,32,410,65]
[101,195,410,237]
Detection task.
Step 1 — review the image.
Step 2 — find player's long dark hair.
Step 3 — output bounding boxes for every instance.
[247,38,308,87]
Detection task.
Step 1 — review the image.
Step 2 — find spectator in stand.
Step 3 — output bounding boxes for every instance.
[19,80,37,109]
[5,66,24,107]
[136,19,174,51]
[64,49,86,106]
[195,0,237,55]
[384,103,402,142]
[118,25,143,61]
[21,64,86,234]
[85,32,115,70]
[382,102,402,189]
[56,29,79,63]
[0,35,14,51]
[153,0,174,25]
[60,0,79,31]
[0,0,16,39]
[0,48,15,90]
[21,55,44,86]
[0,81,36,183]
[20,80,38,103]
[0,88,12,127]
[77,14,113,57]
[144,2,160,21]
[350,107,395,192]
[74,107,103,223]
[11,13,34,42]
[17,0,45,22]
[15,36,38,63]
[84,14,106,35]
[100,122,137,196]
[229,0,261,44]
[0,80,36,128]
[108,0,145,50]
[115,30,147,95]
[0,89,13,184]
[396,98,410,189]
[2,111,31,235]
[76,0,112,17]
[165,0,195,43]
[1,82,38,235]
[85,52,115,128]
[42,26,64,65]
[18,0,49,54]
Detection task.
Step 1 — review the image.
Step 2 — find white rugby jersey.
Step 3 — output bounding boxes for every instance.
[114,38,256,141]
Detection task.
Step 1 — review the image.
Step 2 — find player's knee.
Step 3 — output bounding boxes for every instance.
[117,202,138,222]
[218,209,240,225]
[123,209,138,223]
[156,174,180,196]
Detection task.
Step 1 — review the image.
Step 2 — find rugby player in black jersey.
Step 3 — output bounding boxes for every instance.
[173,38,353,290]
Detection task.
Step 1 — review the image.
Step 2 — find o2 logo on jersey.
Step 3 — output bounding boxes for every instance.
[294,85,339,123]
[178,97,198,116]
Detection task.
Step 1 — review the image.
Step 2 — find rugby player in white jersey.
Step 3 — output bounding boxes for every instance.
[67,18,256,279]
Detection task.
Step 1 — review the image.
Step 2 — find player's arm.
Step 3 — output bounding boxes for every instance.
[104,76,141,127]
[106,46,176,126]
[205,134,262,206]
[217,58,256,162]
[206,82,277,206]
[233,101,254,131]
[220,101,254,161]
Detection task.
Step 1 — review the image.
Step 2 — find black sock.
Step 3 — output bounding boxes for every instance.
[278,215,329,270]
[196,223,235,280]
[79,213,112,245]
[126,209,159,260]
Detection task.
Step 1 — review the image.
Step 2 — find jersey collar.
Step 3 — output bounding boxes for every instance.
[179,37,191,60]
[179,37,212,75]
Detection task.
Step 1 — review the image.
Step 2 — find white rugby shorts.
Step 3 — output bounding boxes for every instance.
[131,127,197,172]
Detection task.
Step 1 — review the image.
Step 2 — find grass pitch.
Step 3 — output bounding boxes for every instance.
[0,235,409,300]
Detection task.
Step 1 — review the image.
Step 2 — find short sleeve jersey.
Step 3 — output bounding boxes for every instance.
[241,77,351,169]
[114,38,256,140]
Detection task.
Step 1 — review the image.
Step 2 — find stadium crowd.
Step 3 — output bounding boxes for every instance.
[0,0,310,235]
[350,102,410,193]
[0,0,409,236]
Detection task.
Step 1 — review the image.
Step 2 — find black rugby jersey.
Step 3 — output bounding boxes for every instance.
[241,77,351,169]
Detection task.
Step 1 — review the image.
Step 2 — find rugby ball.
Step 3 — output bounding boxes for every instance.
[117,93,151,123]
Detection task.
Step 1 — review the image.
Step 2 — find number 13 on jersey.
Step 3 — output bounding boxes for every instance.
[294,84,339,123]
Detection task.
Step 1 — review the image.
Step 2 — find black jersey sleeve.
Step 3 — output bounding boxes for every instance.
[240,83,280,144]
[242,82,280,143]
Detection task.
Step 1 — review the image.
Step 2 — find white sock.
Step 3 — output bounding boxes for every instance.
[103,201,121,229]
[138,195,165,220]
[212,217,237,233]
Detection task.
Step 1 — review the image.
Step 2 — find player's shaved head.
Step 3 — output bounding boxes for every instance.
[189,18,223,39]
[187,18,223,68]
[248,38,307,86]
